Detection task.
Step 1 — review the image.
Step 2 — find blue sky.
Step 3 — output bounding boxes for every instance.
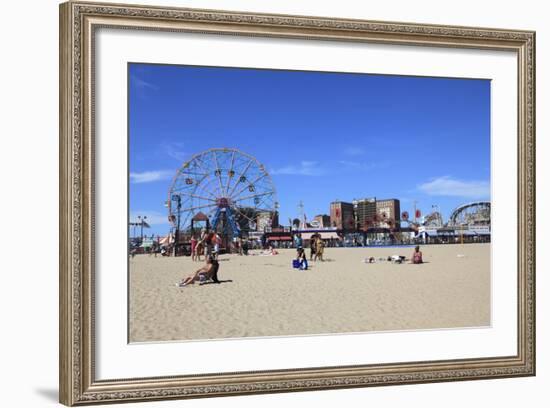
[129,63,490,237]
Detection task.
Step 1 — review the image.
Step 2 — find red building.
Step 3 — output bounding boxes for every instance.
[375,199,401,229]
[330,201,355,231]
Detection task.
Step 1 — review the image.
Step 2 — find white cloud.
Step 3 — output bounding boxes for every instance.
[130,74,158,91]
[343,146,365,156]
[271,159,386,176]
[337,160,378,170]
[130,170,173,184]
[271,161,325,176]
[160,141,186,162]
[129,211,169,226]
[418,176,490,199]
[338,160,362,168]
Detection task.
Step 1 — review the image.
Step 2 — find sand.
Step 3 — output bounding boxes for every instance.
[129,243,490,342]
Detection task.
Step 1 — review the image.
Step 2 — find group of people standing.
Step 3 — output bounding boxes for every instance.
[190,231,255,261]
[190,229,222,262]
[309,234,325,262]
[234,236,250,256]
[293,234,326,270]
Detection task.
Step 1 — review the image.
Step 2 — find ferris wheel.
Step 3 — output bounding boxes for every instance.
[167,148,278,238]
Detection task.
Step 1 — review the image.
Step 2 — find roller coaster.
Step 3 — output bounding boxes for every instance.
[448,201,491,227]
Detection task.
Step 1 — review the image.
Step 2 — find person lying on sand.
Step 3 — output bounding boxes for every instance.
[261,245,279,256]
[176,257,220,287]
[387,255,407,264]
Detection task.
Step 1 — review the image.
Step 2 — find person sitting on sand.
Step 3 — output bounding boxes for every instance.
[208,258,220,284]
[296,247,308,270]
[176,257,219,287]
[261,245,279,256]
[412,246,423,264]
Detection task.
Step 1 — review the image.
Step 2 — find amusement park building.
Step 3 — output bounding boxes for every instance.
[330,201,355,231]
[376,199,401,229]
[313,214,331,228]
[256,210,279,231]
[353,198,377,230]
[331,198,401,232]
[235,207,258,232]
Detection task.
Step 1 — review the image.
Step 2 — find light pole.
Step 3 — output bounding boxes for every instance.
[137,215,147,242]
[171,194,181,256]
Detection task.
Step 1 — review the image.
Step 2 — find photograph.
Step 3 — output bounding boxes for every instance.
[57,1,536,404]
[128,63,492,343]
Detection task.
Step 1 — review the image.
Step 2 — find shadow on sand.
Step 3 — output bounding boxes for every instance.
[199,279,233,285]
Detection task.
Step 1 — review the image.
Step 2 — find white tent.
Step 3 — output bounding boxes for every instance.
[159,233,173,246]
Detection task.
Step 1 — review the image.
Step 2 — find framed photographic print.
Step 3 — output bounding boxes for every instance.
[59,1,536,405]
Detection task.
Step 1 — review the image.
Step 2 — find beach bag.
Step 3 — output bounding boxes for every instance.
[292,259,300,269]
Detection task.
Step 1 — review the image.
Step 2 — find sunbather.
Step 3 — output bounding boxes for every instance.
[177,257,219,287]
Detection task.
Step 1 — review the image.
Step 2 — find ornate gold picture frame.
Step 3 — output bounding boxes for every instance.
[59,1,535,405]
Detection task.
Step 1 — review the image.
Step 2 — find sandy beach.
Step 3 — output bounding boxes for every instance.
[129,243,490,342]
